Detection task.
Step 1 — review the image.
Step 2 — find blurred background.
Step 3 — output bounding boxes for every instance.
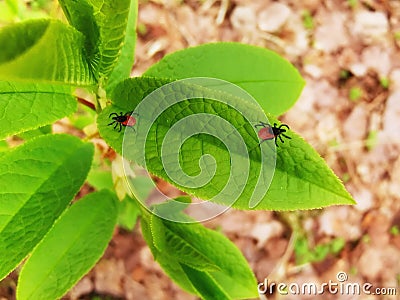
[1,0,400,299]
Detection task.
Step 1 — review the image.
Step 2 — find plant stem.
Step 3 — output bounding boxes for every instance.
[77,97,96,111]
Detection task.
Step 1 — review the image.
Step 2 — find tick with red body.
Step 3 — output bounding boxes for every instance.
[255,121,291,146]
[108,111,137,132]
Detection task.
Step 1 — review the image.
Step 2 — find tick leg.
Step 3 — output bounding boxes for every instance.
[113,122,118,130]
[278,135,285,143]
[118,123,122,132]
[108,121,115,126]
[255,122,271,128]
[126,111,139,117]
[282,134,291,139]
[279,124,290,130]
[109,113,118,118]
[275,138,279,147]
[258,138,266,145]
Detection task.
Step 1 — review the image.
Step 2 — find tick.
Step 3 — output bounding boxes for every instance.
[108,111,137,132]
[255,121,291,146]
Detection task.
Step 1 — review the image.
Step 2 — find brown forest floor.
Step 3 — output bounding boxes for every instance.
[2,0,400,299]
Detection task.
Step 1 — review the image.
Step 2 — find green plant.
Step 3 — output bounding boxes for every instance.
[365,130,378,150]
[379,76,390,89]
[390,225,400,236]
[302,10,314,30]
[0,0,52,24]
[349,86,363,101]
[0,1,355,299]
[347,0,358,9]
[339,69,351,80]
[294,236,345,265]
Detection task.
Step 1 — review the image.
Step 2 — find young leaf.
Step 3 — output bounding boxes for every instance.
[105,0,138,93]
[118,195,141,231]
[59,0,137,84]
[0,81,77,140]
[141,213,258,299]
[0,19,95,85]
[58,0,100,64]
[98,77,354,211]
[17,190,117,300]
[0,134,94,280]
[144,42,305,116]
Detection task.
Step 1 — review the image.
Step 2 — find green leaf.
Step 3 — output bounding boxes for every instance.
[313,244,330,261]
[6,0,19,15]
[0,81,77,140]
[97,77,171,153]
[330,237,345,254]
[0,19,95,85]
[17,125,52,141]
[98,77,355,211]
[118,196,141,231]
[99,76,275,210]
[0,140,8,152]
[105,0,138,93]
[152,196,191,218]
[151,215,221,272]
[0,134,94,280]
[263,141,356,209]
[130,176,154,201]
[58,0,100,65]
[87,169,113,191]
[149,212,166,252]
[144,42,305,116]
[0,1,17,22]
[181,265,231,300]
[87,0,136,82]
[141,213,258,299]
[60,0,137,84]
[141,216,196,294]
[294,235,312,265]
[17,190,117,300]
[68,104,96,130]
